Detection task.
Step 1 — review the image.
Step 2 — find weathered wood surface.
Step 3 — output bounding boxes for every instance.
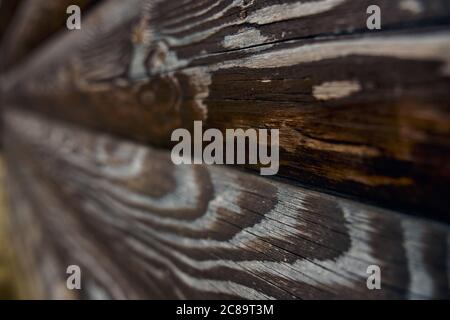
[1,0,450,220]
[0,0,96,71]
[3,109,450,299]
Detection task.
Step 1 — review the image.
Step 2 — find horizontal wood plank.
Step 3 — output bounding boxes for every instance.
[1,0,450,220]
[3,109,450,299]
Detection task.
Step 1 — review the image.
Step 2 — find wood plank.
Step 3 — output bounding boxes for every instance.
[1,0,450,220]
[3,109,449,299]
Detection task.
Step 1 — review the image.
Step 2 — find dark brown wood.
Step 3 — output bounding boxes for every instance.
[3,109,450,299]
[1,0,450,220]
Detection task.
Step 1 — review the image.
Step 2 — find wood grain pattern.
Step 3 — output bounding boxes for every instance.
[1,0,450,220]
[3,109,449,299]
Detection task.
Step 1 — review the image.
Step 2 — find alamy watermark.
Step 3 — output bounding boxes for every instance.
[65,4,381,31]
[66,265,81,290]
[366,265,382,290]
[367,5,382,30]
[171,121,279,176]
[66,5,81,30]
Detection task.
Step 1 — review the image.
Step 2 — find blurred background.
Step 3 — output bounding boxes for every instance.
[0,156,20,299]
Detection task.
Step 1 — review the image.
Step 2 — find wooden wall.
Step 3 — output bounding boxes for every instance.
[0,0,449,299]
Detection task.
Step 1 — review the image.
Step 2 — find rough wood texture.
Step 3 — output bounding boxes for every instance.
[0,0,96,71]
[2,0,450,220]
[3,109,450,299]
